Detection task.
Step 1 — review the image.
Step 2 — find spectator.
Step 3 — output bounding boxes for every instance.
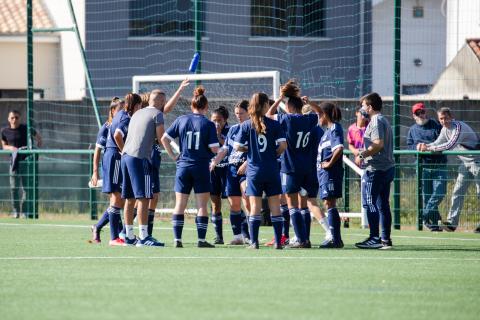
[418,107,480,233]
[406,103,447,232]
[1,110,42,218]
[347,105,369,228]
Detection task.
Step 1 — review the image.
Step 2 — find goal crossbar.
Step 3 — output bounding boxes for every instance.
[132,70,281,98]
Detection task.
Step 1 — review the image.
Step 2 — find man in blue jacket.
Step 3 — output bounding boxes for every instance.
[406,103,446,231]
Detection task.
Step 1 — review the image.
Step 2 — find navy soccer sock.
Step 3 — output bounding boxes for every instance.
[211,212,223,240]
[240,211,250,239]
[230,210,242,236]
[248,215,261,245]
[95,210,109,231]
[107,206,121,240]
[172,214,184,241]
[196,216,209,241]
[280,204,290,237]
[147,209,155,236]
[365,205,380,238]
[301,208,312,241]
[271,215,284,246]
[327,208,342,243]
[289,208,306,243]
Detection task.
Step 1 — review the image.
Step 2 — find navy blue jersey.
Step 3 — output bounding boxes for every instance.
[224,124,247,168]
[151,143,161,169]
[234,117,286,176]
[214,123,230,168]
[317,122,344,171]
[165,113,219,167]
[106,109,130,150]
[276,113,318,174]
[95,122,109,149]
[311,125,324,171]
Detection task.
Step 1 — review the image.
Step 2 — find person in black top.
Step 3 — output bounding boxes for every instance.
[1,110,42,218]
[406,103,447,231]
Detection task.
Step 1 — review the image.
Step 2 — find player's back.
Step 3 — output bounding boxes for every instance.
[106,109,130,150]
[236,117,285,176]
[277,113,318,174]
[169,113,218,167]
[123,107,163,160]
[95,122,110,149]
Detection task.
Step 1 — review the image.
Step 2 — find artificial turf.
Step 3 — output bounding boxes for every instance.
[0,219,479,320]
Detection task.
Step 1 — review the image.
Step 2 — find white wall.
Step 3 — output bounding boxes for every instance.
[44,0,85,100]
[372,0,446,96]
[446,0,480,65]
[0,38,62,99]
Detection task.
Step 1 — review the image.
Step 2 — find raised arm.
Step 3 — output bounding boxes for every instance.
[163,79,190,114]
[302,96,321,114]
[265,95,284,119]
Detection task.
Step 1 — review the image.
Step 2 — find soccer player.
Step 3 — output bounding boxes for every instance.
[209,106,230,244]
[161,86,220,248]
[210,100,251,245]
[102,93,142,246]
[234,92,287,249]
[89,97,123,243]
[355,92,395,249]
[309,100,345,248]
[265,80,319,248]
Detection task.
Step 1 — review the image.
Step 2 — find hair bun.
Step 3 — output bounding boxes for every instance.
[281,79,300,98]
[194,86,205,97]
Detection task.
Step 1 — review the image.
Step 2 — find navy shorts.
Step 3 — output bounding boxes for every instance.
[151,165,160,194]
[175,164,210,194]
[318,167,343,200]
[245,171,282,197]
[121,154,153,199]
[281,171,319,198]
[226,165,246,197]
[101,148,122,194]
[210,165,227,197]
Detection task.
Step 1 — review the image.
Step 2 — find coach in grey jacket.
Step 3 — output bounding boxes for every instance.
[418,107,480,233]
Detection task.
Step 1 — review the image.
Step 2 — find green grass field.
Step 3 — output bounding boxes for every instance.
[0,219,479,320]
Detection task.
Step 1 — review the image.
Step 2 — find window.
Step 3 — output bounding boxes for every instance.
[129,0,202,37]
[251,0,325,37]
[402,84,431,95]
[413,6,424,18]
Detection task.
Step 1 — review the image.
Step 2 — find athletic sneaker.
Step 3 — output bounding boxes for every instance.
[229,237,245,245]
[287,242,307,249]
[355,237,382,249]
[380,239,393,250]
[442,221,456,232]
[124,236,138,247]
[265,235,289,246]
[214,237,224,245]
[273,243,283,250]
[109,238,125,246]
[136,236,165,247]
[174,240,183,248]
[429,226,443,232]
[89,225,101,244]
[198,241,215,248]
[247,242,259,250]
[319,240,344,249]
[304,240,312,249]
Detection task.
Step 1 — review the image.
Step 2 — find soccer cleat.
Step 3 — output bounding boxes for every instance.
[287,242,307,249]
[264,237,275,247]
[174,240,183,248]
[273,243,283,250]
[198,241,215,248]
[214,237,224,245]
[304,240,312,249]
[265,234,289,247]
[229,237,245,245]
[379,239,393,250]
[355,237,382,249]
[109,238,125,246]
[136,236,165,247]
[243,237,251,245]
[247,242,259,250]
[475,225,480,234]
[123,236,138,246]
[429,226,443,232]
[319,240,344,249]
[88,225,101,244]
[442,221,456,232]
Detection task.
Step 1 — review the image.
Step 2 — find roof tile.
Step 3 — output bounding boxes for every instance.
[0,0,55,35]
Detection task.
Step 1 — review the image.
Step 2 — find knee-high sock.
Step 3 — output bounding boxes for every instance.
[289,208,306,243]
[271,215,284,246]
[301,208,311,241]
[147,209,155,236]
[196,216,209,241]
[240,210,250,239]
[95,210,109,231]
[248,215,261,245]
[107,206,121,240]
[172,214,184,241]
[211,212,223,240]
[280,204,290,237]
[230,210,242,236]
[327,208,342,243]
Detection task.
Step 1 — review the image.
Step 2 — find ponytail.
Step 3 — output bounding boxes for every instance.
[249,92,269,134]
[191,86,208,110]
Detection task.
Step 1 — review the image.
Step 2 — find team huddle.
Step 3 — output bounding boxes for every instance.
[89,79,395,250]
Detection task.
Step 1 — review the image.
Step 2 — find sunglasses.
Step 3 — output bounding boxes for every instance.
[414,110,425,116]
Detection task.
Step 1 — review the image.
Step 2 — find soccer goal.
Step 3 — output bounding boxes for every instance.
[132,70,281,100]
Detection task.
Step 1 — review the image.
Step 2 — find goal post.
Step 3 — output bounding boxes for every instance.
[132,71,281,99]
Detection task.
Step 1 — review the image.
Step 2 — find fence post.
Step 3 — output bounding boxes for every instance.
[416,153,423,230]
[89,154,97,220]
[343,163,350,213]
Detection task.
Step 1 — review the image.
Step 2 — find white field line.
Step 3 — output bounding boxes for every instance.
[0,222,479,242]
[0,256,479,262]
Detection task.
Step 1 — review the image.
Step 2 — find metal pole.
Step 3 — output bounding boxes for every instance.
[67,0,102,129]
[393,0,401,229]
[194,0,202,85]
[416,154,423,230]
[89,154,97,220]
[27,0,33,149]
